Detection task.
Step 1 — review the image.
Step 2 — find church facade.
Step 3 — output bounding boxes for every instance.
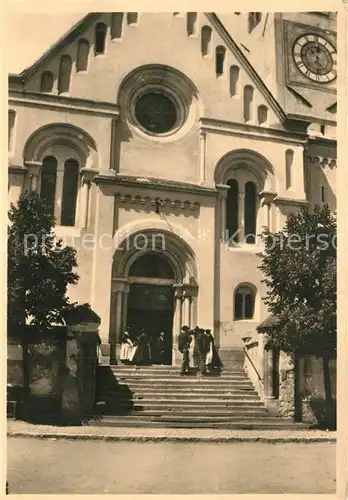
[8,12,337,364]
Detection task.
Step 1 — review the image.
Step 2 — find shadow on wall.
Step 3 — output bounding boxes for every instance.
[315,165,336,211]
[85,365,134,423]
[300,356,336,430]
[306,395,336,430]
[111,115,134,173]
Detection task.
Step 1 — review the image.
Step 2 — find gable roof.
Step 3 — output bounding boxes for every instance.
[9,12,309,129]
[9,13,98,82]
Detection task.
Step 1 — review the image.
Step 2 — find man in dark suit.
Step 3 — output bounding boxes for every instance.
[178,325,192,375]
[195,328,209,376]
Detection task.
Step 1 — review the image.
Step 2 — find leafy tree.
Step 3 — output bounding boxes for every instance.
[8,190,79,330]
[258,204,336,424]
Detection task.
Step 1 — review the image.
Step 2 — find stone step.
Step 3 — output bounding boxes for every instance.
[106,377,253,384]
[83,416,308,430]
[110,367,246,375]
[97,390,259,399]
[92,402,268,419]
[113,376,249,383]
[97,398,264,407]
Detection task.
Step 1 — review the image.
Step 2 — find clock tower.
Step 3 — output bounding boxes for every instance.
[274,12,337,125]
[220,12,337,126]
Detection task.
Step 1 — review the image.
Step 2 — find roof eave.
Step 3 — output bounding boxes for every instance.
[16,13,98,82]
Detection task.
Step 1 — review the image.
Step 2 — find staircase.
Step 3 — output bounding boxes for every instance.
[85,363,307,429]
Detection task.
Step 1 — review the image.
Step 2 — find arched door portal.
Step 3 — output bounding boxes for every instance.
[110,229,198,365]
[127,253,176,364]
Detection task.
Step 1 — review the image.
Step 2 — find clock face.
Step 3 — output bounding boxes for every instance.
[292,34,337,83]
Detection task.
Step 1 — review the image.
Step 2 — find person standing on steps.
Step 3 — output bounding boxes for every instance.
[119,327,134,364]
[156,331,166,365]
[132,328,151,365]
[205,329,223,374]
[178,325,192,375]
[195,328,209,377]
[192,326,200,368]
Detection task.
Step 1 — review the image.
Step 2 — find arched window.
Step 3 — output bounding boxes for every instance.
[111,13,124,39]
[234,285,255,320]
[187,12,197,36]
[127,13,138,25]
[226,179,239,243]
[245,181,257,244]
[201,26,212,56]
[243,85,254,122]
[40,71,54,93]
[40,156,57,216]
[248,12,262,33]
[8,110,16,151]
[61,159,79,226]
[216,46,226,76]
[58,55,72,94]
[285,149,294,190]
[76,39,90,72]
[258,105,268,125]
[229,65,240,96]
[95,22,106,54]
[129,253,175,279]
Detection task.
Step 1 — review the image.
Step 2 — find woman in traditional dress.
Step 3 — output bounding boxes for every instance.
[205,329,223,373]
[120,328,133,363]
[131,329,151,365]
[192,326,200,369]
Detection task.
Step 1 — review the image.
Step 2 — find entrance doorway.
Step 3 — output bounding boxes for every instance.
[126,253,175,365]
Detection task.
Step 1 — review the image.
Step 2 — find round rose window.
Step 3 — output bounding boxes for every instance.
[134,92,178,134]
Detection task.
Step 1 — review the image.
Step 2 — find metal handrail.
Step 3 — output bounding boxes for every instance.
[243,346,264,384]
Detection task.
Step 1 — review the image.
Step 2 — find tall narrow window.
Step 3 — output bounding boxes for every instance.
[201,26,212,56]
[40,71,54,93]
[258,105,268,125]
[40,156,57,216]
[58,55,72,94]
[111,13,124,39]
[187,12,197,35]
[95,22,106,54]
[76,39,90,72]
[243,85,254,121]
[226,179,239,243]
[234,293,243,320]
[321,186,326,203]
[285,149,294,190]
[127,13,138,25]
[215,46,226,76]
[245,293,254,319]
[61,159,79,226]
[245,181,257,244]
[248,12,262,33]
[229,65,240,96]
[8,110,16,151]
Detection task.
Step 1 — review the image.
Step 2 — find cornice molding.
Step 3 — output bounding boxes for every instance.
[9,90,120,119]
[273,196,310,206]
[8,165,27,175]
[199,117,308,145]
[94,173,218,197]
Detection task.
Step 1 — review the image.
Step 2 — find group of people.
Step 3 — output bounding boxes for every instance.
[120,327,166,365]
[119,324,223,376]
[178,325,223,376]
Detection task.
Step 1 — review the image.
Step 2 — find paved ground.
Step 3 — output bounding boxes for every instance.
[7,420,336,442]
[7,437,335,494]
